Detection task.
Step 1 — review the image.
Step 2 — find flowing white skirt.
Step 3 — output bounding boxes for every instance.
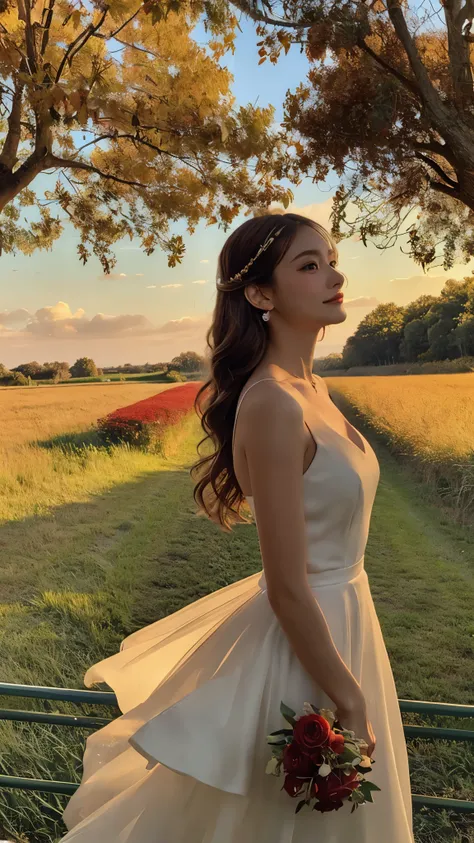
[60,560,415,842]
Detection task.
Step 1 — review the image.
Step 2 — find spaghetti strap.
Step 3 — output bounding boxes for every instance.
[231,378,281,454]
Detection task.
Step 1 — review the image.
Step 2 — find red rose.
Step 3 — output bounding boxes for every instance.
[311,768,360,813]
[283,773,317,798]
[283,741,316,778]
[293,714,332,760]
[328,731,345,755]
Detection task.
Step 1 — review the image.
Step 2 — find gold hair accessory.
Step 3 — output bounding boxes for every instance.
[217,224,285,288]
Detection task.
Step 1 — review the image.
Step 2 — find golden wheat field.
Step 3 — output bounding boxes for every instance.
[0,382,177,446]
[327,372,474,458]
[1,374,474,527]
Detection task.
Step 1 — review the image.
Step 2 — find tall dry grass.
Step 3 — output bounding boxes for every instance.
[327,372,474,524]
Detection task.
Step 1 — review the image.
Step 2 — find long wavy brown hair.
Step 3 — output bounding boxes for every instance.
[190,212,339,532]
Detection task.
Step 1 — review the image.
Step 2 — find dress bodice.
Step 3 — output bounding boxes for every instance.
[232,375,380,581]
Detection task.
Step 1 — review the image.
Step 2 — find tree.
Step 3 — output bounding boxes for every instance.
[0,369,28,385]
[169,350,205,371]
[230,0,474,270]
[42,360,71,380]
[341,276,474,364]
[11,360,43,377]
[399,294,437,361]
[70,356,98,377]
[0,0,294,273]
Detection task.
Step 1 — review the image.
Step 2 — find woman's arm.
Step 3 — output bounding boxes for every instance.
[241,383,365,712]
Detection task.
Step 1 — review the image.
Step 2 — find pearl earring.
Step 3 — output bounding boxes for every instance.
[262,311,270,322]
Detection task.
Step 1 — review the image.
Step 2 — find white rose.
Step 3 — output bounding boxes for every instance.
[265,757,279,775]
[318,763,331,777]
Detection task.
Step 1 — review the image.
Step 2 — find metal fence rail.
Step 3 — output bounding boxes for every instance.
[0,683,472,812]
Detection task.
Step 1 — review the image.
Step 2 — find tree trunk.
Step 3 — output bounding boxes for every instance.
[0,156,47,212]
[458,168,474,211]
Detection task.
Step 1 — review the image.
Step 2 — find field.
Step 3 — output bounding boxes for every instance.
[327,372,474,526]
[0,377,472,843]
[0,382,188,524]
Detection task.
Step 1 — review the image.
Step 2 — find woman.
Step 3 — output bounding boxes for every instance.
[59,213,415,842]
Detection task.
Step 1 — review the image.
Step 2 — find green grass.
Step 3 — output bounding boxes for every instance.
[31,371,202,386]
[0,415,472,841]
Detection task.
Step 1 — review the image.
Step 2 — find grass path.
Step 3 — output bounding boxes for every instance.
[0,416,473,841]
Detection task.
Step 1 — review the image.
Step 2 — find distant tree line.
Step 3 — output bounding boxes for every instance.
[0,351,206,386]
[3,278,474,386]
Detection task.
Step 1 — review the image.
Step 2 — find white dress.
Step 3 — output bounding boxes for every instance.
[60,376,415,843]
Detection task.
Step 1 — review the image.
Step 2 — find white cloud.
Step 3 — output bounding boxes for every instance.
[273,197,335,230]
[0,308,31,326]
[161,283,183,288]
[155,315,209,334]
[97,271,132,281]
[386,274,453,305]
[200,259,209,264]
[343,296,379,308]
[192,279,208,285]
[135,273,144,277]
[0,300,210,341]
[146,285,157,289]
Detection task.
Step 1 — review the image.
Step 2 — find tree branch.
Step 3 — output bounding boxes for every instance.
[428,179,461,198]
[444,0,474,104]
[230,0,311,29]
[55,7,109,84]
[415,151,459,187]
[44,155,149,189]
[93,6,143,40]
[357,38,419,97]
[40,0,56,58]
[386,0,453,124]
[18,0,38,77]
[413,140,458,167]
[0,63,27,169]
[112,37,168,62]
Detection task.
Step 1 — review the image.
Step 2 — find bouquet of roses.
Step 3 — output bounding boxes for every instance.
[265,701,381,814]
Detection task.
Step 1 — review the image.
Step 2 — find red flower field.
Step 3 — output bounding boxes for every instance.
[97,382,203,448]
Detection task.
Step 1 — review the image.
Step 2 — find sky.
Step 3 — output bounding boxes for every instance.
[1,11,473,369]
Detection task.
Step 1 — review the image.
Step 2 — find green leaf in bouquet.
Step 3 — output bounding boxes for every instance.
[351,785,366,802]
[337,745,362,764]
[358,780,381,802]
[361,780,381,793]
[280,701,297,727]
[267,728,293,737]
[337,761,361,772]
[267,735,286,745]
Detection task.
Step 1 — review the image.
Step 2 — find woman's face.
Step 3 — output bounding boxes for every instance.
[267,225,347,329]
